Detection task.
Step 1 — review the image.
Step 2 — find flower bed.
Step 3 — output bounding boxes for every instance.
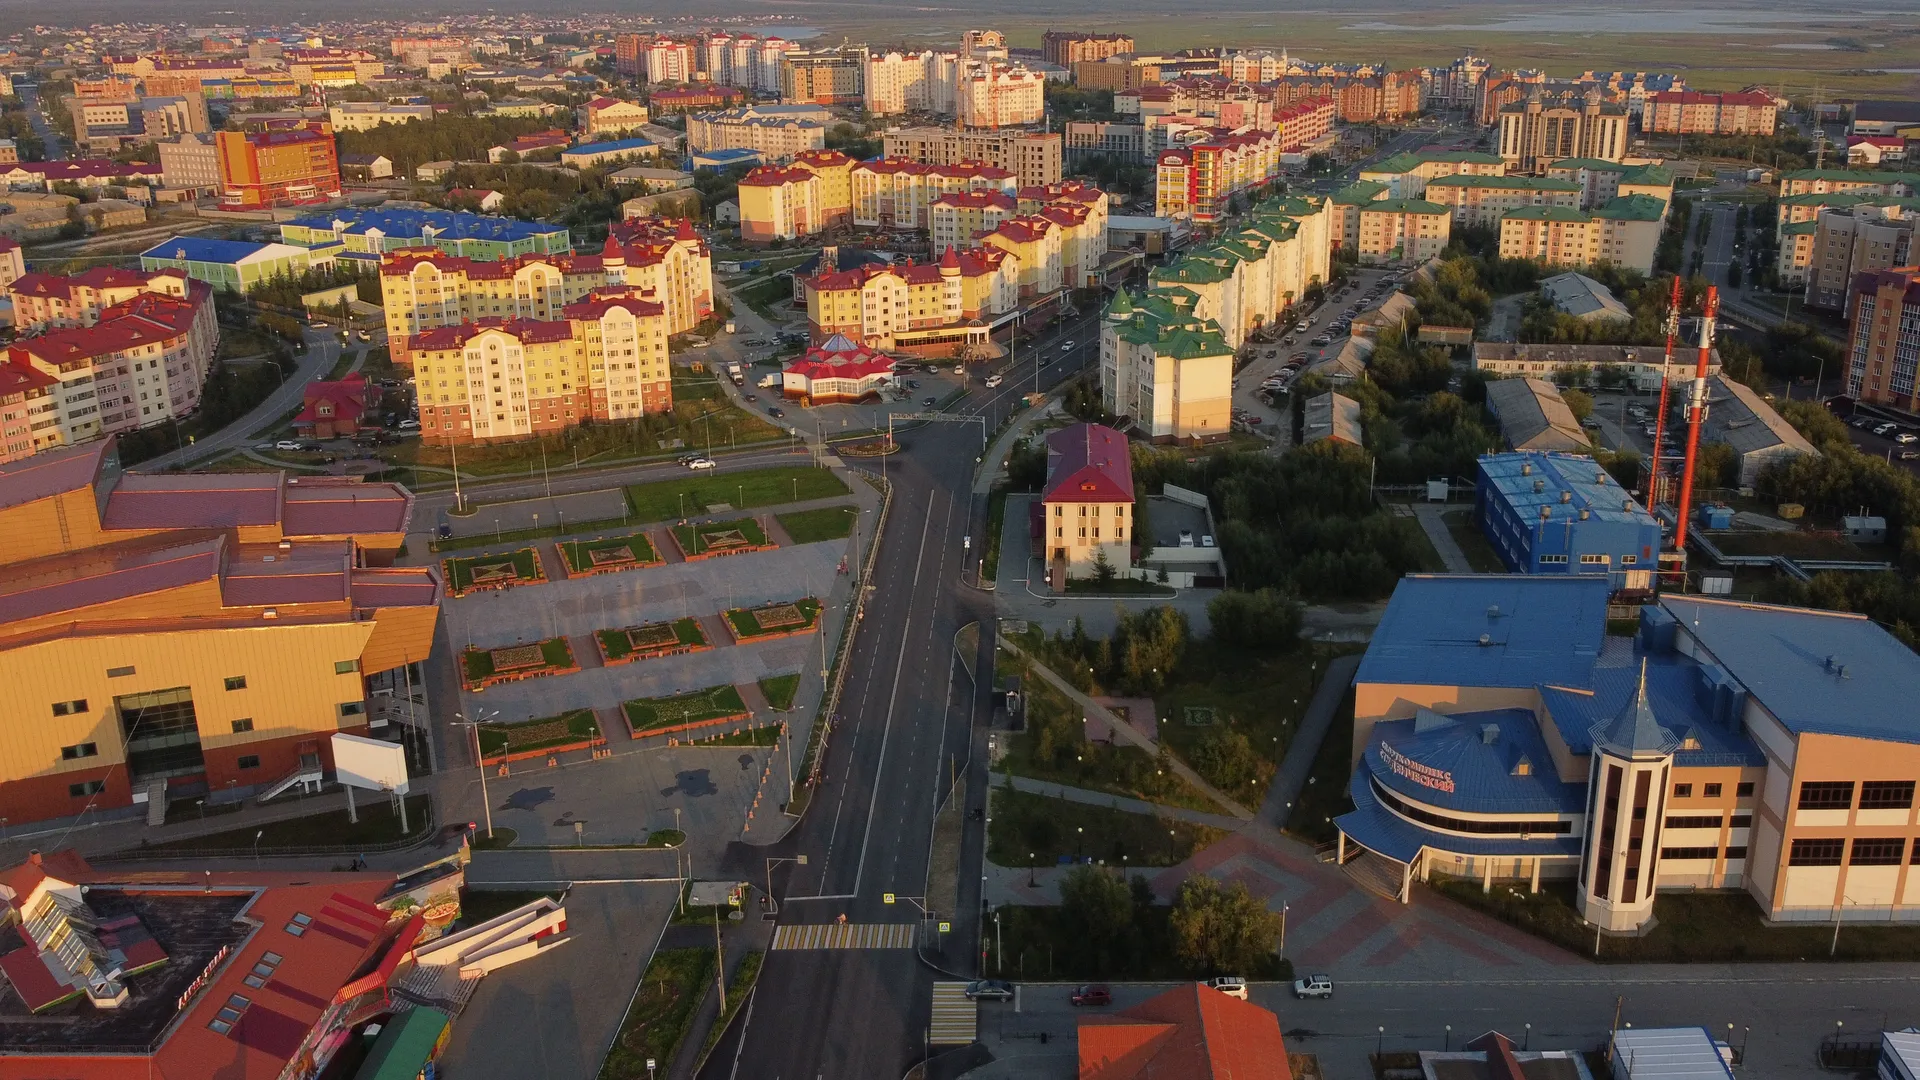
[723,597,821,643]
[834,437,900,457]
[596,617,710,666]
[622,683,751,739]
[443,547,546,597]
[477,708,604,764]
[557,532,663,578]
[461,636,578,691]
[668,517,776,561]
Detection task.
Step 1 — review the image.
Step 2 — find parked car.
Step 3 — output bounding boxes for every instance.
[953,364,966,375]
[1294,321,1310,332]
[1875,422,1898,436]
[397,419,420,431]
[1205,977,1249,1000]
[1897,433,1918,445]
[743,393,756,402]
[357,329,372,342]
[922,396,937,407]
[1293,974,1335,999]
[965,980,1015,1001]
[686,457,716,470]
[1070,984,1112,1007]
[1903,450,1919,460]
[767,406,784,418]
[274,439,305,452]
[1310,335,1332,347]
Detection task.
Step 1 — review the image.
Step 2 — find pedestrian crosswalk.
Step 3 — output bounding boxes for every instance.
[929,982,977,1045]
[770,922,916,950]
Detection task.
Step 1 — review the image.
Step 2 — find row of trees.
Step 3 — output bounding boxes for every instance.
[335,114,563,176]
[1054,864,1284,978]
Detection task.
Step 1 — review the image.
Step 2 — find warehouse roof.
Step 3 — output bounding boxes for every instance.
[1485,377,1590,452]
[1357,575,1612,691]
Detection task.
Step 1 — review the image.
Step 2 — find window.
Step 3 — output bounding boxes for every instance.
[238,755,260,770]
[68,780,105,798]
[231,718,254,734]
[1725,846,1748,860]
[241,951,284,989]
[1788,837,1845,866]
[339,702,365,718]
[1860,781,1916,810]
[1579,554,1609,564]
[334,660,360,675]
[208,993,251,1035]
[1672,783,1692,798]
[107,665,136,678]
[1664,814,1722,829]
[1538,554,1568,564]
[1730,815,1753,829]
[1736,782,1755,797]
[1852,837,1907,865]
[1660,846,1719,860]
[1798,781,1854,810]
[284,913,312,937]
[224,676,248,691]
[62,742,100,760]
[50,699,88,717]
[1703,783,1722,798]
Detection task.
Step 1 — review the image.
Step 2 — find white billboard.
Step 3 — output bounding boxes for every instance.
[332,732,409,794]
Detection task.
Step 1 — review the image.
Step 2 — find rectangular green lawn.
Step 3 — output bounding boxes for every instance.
[444,548,539,592]
[671,517,770,555]
[463,637,574,683]
[776,506,856,544]
[726,597,820,639]
[597,618,706,661]
[623,684,750,733]
[625,466,847,522]
[477,709,600,756]
[559,532,658,571]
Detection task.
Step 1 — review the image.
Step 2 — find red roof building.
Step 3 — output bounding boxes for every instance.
[0,361,56,464]
[648,83,746,113]
[1039,422,1134,589]
[1079,983,1293,1080]
[780,334,896,404]
[293,374,374,439]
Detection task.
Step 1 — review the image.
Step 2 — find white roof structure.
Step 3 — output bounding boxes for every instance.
[1610,1027,1735,1080]
[1883,1030,1920,1080]
[1542,271,1631,322]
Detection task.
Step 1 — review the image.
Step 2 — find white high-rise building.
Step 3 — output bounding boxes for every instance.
[865,51,933,116]
[958,63,1046,128]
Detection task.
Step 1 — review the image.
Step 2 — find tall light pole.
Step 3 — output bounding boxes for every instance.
[454,709,500,839]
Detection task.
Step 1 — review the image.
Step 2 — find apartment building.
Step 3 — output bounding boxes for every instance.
[1473,342,1721,391]
[281,207,571,262]
[0,361,56,463]
[866,51,941,116]
[382,217,711,365]
[1354,199,1452,266]
[213,122,341,209]
[783,45,867,105]
[927,182,1108,262]
[799,245,1018,355]
[882,127,1063,187]
[1425,173,1584,227]
[156,132,220,192]
[853,158,1018,230]
[1545,159,1676,212]
[283,47,384,86]
[1038,422,1135,587]
[1155,128,1284,224]
[326,101,433,131]
[687,104,831,160]
[1645,90,1777,136]
[1074,56,1166,94]
[1496,195,1666,274]
[410,289,671,444]
[1066,121,1148,161]
[958,64,1047,129]
[736,150,857,244]
[4,269,217,450]
[0,441,437,821]
[580,96,651,136]
[1845,267,1920,408]
[648,84,746,113]
[1498,92,1629,173]
[1359,150,1507,199]
[1805,205,1917,312]
[1332,180,1389,253]
[1271,70,1425,123]
[1042,32,1135,68]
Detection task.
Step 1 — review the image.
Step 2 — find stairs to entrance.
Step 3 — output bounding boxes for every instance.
[256,765,324,804]
[1342,850,1407,901]
[143,781,168,826]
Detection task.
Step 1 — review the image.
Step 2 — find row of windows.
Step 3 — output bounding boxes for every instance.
[1799,780,1917,811]
[1660,846,1747,861]
[44,664,359,717]
[1665,814,1753,830]
[1788,836,1920,866]
[1673,782,1755,799]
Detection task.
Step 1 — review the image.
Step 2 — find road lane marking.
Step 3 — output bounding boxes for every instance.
[929,982,978,1045]
[770,922,916,949]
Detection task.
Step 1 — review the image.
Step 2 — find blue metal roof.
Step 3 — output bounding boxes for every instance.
[565,137,655,155]
[1366,709,1588,815]
[692,147,763,164]
[140,236,279,263]
[1663,595,1920,745]
[1479,451,1658,530]
[1357,575,1612,690]
[284,208,565,244]
[1339,768,1587,864]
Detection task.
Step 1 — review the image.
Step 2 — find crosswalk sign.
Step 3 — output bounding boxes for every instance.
[883,892,896,904]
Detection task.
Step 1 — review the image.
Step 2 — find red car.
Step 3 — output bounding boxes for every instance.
[1071,984,1112,1007]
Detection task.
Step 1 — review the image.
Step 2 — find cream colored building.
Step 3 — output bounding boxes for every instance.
[1354,199,1451,266]
[1358,150,1507,199]
[881,126,1063,187]
[1497,195,1666,274]
[326,102,434,131]
[1498,92,1629,173]
[1039,421,1136,588]
[852,159,1019,230]
[957,64,1046,128]
[687,104,831,160]
[1424,174,1584,228]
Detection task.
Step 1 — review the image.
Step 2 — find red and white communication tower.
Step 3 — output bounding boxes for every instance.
[1645,275,1684,506]
[1669,285,1719,572]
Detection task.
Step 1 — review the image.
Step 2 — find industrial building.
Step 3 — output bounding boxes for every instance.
[1484,376,1591,452]
[1476,451,1660,584]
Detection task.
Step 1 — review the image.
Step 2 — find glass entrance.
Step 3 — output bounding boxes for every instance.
[115,687,207,782]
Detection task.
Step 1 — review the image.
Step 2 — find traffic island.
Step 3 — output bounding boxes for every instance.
[462,637,578,691]
[599,947,715,1080]
[596,618,711,665]
[476,708,605,766]
[556,532,664,578]
[622,683,751,739]
[722,597,821,643]
[669,518,776,561]
[443,547,547,598]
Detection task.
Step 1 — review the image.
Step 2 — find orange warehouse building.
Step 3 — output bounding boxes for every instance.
[215,122,341,209]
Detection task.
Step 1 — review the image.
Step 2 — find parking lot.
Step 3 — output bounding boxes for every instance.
[1231,267,1405,443]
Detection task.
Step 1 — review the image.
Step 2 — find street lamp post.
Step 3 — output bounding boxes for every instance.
[765,855,808,916]
[454,710,500,839]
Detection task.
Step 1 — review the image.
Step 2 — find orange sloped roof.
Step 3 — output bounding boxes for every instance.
[1078,984,1292,1080]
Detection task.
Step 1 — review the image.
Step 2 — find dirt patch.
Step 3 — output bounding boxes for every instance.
[751,603,806,629]
[489,644,547,671]
[470,561,520,584]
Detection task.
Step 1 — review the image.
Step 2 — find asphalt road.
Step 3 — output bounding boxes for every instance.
[706,313,1100,1080]
[134,328,352,472]
[16,82,64,160]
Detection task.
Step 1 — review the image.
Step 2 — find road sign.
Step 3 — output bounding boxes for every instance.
[962,535,971,550]
[883,892,896,904]
[938,921,951,933]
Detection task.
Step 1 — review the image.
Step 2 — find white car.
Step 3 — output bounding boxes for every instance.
[1898,433,1918,445]
[1061,340,1076,352]
[1205,977,1248,1000]
[274,440,305,452]
[686,457,717,470]
[953,365,966,376]
[985,374,1004,388]
[1293,974,1335,999]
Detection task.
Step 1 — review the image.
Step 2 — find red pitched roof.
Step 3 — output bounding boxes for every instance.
[1079,984,1292,1080]
[1043,422,1133,504]
[293,374,370,430]
[0,360,56,398]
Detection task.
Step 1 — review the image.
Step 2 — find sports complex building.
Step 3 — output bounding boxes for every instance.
[1339,575,1920,930]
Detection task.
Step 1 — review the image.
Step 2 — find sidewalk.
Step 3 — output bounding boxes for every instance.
[666,912,774,1080]
[991,773,1244,829]
[1259,654,1360,831]
[1413,503,1473,573]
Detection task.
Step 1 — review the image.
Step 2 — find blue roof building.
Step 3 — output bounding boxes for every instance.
[139,235,340,294]
[690,147,765,171]
[1476,451,1661,589]
[1340,574,1920,930]
[278,208,572,261]
[560,138,660,168]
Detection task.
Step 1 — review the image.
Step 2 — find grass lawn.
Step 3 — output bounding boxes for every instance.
[444,548,540,592]
[672,369,725,401]
[624,683,751,733]
[140,795,430,854]
[983,487,1009,580]
[463,637,574,684]
[988,787,1226,868]
[477,708,600,757]
[700,951,764,1060]
[992,903,1291,983]
[630,466,847,522]
[776,506,856,544]
[559,532,659,572]
[733,277,789,317]
[672,517,772,555]
[1153,642,1357,806]
[758,673,801,710]
[725,597,820,638]
[1443,508,1509,574]
[599,948,715,1080]
[458,888,560,927]
[1287,686,1355,843]
[599,618,707,661]
[1431,877,1920,964]
[384,400,784,481]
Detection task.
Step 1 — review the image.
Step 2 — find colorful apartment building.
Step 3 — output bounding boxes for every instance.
[1331,179,1390,253]
[0,440,438,820]
[213,122,341,209]
[1424,173,1584,227]
[880,127,1063,188]
[735,149,855,243]
[381,217,711,364]
[1038,422,1135,588]
[648,84,747,112]
[1353,198,1452,266]
[281,207,572,262]
[0,362,57,463]
[1154,128,1284,224]
[1498,92,1629,174]
[800,245,1017,355]
[687,104,832,160]
[851,158,1019,231]
[579,96,651,135]
[1358,150,1507,199]
[1040,31,1135,68]
[410,288,672,444]
[1845,267,1920,409]
[1544,159,1676,212]
[1496,195,1671,275]
[1645,90,1777,135]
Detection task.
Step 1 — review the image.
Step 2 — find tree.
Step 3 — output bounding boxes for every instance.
[1206,589,1303,651]
[1561,388,1594,423]
[1169,874,1282,976]
[1091,547,1117,586]
[1189,729,1263,792]
[1058,865,1138,975]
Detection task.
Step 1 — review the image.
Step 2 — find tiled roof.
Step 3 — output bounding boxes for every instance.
[1079,983,1292,1080]
[1043,422,1133,504]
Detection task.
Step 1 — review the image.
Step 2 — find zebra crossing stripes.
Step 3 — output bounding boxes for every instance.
[929,982,977,1045]
[770,922,916,950]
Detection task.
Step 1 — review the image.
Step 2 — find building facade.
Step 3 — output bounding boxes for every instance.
[214,122,341,209]
[1039,422,1135,588]
[1645,91,1777,135]
[1041,32,1135,68]
[799,245,1017,355]
[1845,267,1920,409]
[1476,451,1659,582]
[1497,93,1629,173]
[687,104,832,159]
[881,127,1063,187]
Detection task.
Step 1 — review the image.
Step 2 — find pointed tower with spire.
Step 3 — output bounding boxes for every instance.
[1579,659,1680,932]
